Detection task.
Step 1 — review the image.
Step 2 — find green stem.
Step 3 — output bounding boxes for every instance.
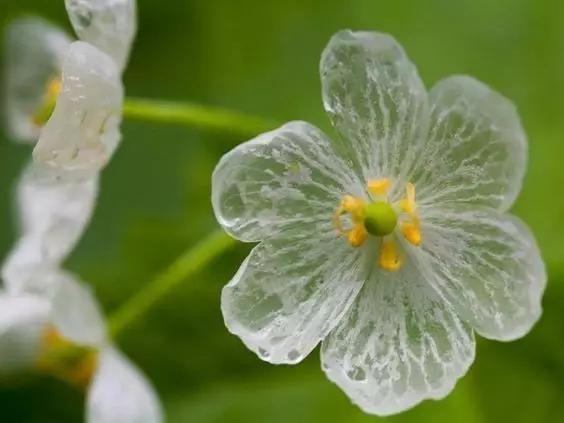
[123,98,279,136]
[108,230,236,338]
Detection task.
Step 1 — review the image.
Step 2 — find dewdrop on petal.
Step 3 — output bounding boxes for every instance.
[65,0,137,72]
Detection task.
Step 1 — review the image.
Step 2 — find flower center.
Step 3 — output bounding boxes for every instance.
[31,77,61,128]
[35,326,98,388]
[334,178,422,272]
[363,201,397,236]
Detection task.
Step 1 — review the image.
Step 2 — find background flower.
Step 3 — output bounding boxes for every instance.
[4,0,135,144]
[3,18,71,142]
[0,270,163,422]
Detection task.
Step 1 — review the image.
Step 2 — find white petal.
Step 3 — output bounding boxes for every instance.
[0,293,50,373]
[33,41,124,175]
[212,121,361,242]
[416,207,546,341]
[414,76,527,211]
[50,271,106,347]
[3,17,71,142]
[321,260,475,416]
[87,347,163,423]
[1,163,98,291]
[222,225,371,364]
[65,0,137,71]
[321,30,430,185]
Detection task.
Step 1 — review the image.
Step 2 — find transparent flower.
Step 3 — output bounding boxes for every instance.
[212,30,546,415]
[3,18,71,142]
[0,270,162,423]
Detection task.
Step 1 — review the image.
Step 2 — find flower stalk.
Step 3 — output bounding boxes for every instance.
[108,230,236,338]
[123,98,279,136]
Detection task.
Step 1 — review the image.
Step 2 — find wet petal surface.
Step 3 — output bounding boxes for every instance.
[414,76,527,211]
[321,259,475,415]
[416,206,546,341]
[321,30,430,187]
[222,225,372,364]
[33,41,123,175]
[213,121,361,242]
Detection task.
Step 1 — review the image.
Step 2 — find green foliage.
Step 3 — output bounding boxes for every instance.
[1,0,564,421]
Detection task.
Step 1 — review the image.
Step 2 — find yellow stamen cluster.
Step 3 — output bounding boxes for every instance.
[334,195,367,247]
[36,327,98,388]
[334,178,422,272]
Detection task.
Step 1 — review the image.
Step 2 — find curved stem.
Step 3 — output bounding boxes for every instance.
[123,98,279,136]
[108,230,236,338]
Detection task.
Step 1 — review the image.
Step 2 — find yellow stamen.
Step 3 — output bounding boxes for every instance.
[379,238,401,271]
[367,178,391,196]
[334,195,369,247]
[334,195,365,232]
[36,327,98,388]
[45,78,62,99]
[341,195,365,220]
[31,78,62,127]
[401,219,421,246]
[347,224,368,247]
[397,182,422,246]
[399,182,416,215]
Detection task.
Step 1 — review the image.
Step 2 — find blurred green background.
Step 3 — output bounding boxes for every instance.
[1,0,564,421]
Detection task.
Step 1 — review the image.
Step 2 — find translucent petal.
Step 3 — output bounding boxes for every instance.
[320,30,430,186]
[1,164,97,291]
[33,41,124,175]
[416,207,546,341]
[414,76,527,211]
[65,0,137,71]
[0,293,50,373]
[50,271,106,347]
[212,121,362,242]
[222,224,372,364]
[3,17,71,142]
[87,347,163,423]
[321,259,475,416]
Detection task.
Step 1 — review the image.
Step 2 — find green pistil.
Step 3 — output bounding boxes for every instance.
[363,201,397,236]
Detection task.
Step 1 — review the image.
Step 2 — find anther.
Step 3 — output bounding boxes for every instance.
[36,327,98,388]
[401,220,421,246]
[399,182,416,215]
[32,78,62,127]
[347,224,368,247]
[379,238,401,271]
[367,178,391,196]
